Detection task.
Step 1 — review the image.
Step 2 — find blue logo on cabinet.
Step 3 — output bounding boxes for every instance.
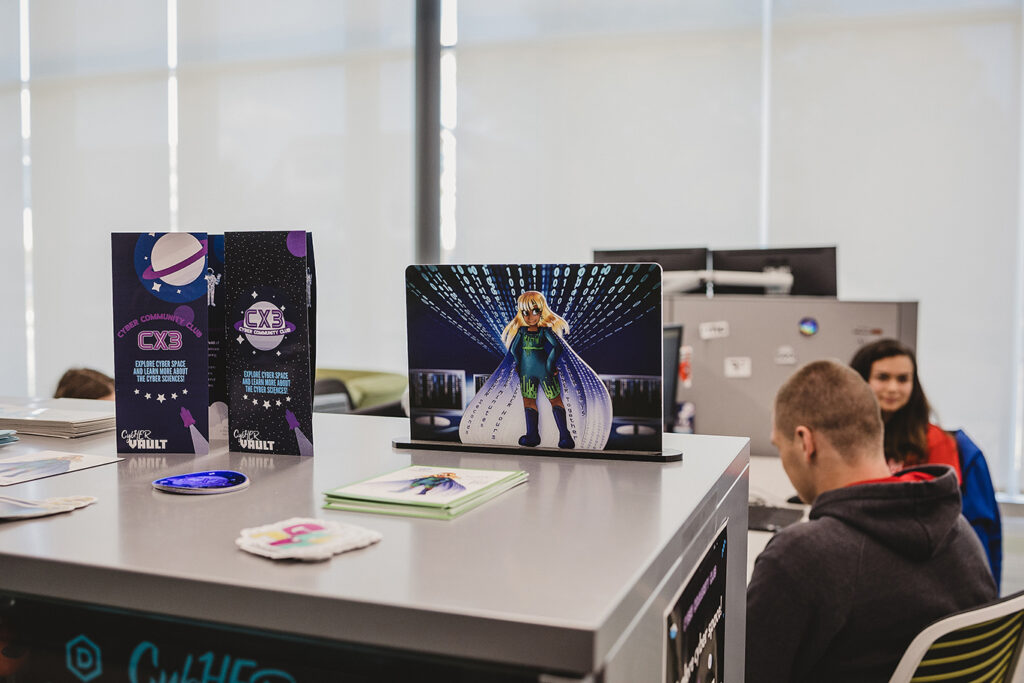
[66,634,102,682]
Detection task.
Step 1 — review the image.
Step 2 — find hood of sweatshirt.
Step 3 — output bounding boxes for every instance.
[809,465,962,562]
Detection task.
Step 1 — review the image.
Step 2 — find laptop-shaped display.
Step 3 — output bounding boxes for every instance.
[405,263,667,457]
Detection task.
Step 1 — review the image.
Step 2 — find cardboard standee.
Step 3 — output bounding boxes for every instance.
[111,232,211,454]
[397,263,679,462]
[224,231,316,456]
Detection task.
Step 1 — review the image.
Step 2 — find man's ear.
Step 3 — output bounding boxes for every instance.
[795,425,816,462]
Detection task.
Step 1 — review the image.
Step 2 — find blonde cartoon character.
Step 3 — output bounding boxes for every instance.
[501,291,575,448]
[461,290,613,451]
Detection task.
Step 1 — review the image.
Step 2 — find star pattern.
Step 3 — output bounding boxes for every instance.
[152,283,162,292]
[223,233,313,454]
[171,393,178,399]
[145,393,151,400]
[156,394,166,403]
[134,389,140,395]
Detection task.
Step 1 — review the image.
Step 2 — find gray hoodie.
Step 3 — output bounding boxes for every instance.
[746,465,997,683]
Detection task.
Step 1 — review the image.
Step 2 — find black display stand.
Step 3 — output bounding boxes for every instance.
[392,438,682,463]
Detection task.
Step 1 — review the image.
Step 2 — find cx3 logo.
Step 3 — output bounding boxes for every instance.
[245,308,284,330]
[138,330,183,351]
[66,634,102,682]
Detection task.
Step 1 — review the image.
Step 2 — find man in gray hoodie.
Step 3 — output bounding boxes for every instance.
[746,360,996,682]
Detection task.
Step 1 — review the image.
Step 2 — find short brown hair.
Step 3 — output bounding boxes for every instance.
[774,360,883,455]
[54,368,114,400]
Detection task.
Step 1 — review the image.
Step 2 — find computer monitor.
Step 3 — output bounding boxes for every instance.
[409,369,464,411]
[662,324,683,432]
[709,246,837,296]
[592,247,709,273]
[601,375,662,421]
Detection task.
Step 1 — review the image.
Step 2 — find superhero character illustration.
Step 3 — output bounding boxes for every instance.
[460,290,613,451]
[502,291,575,448]
[401,472,466,495]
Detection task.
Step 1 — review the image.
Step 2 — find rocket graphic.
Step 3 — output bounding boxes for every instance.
[285,409,313,457]
[180,407,210,455]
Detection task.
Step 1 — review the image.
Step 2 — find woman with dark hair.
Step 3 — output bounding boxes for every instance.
[849,339,960,481]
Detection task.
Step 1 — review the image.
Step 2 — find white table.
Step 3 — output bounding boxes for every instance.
[0,411,750,682]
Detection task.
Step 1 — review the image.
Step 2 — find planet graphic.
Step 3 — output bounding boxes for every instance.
[234,300,296,351]
[286,231,307,258]
[143,233,208,287]
[173,305,195,325]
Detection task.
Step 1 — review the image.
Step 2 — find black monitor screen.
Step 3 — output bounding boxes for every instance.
[593,247,709,273]
[711,246,837,296]
[602,375,661,420]
[409,369,464,411]
[662,325,682,431]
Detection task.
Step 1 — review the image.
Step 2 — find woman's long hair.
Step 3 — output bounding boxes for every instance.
[850,339,931,465]
[501,291,569,349]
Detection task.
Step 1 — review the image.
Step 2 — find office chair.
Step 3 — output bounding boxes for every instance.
[887,590,1024,683]
[314,369,407,411]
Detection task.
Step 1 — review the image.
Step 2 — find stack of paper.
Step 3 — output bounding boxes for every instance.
[0,401,115,438]
[324,465,528,520]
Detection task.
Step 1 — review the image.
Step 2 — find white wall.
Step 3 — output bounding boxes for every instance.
[0,0,25,396]
[0,1,414,401]
[175,0,414,374]
[28,1,169,397]
[454,2,764,262]
[770,7,1021,488]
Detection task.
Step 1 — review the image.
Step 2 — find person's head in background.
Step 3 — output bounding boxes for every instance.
[849,338,930,467]
[54,368,114,401]
[772,360,887,504]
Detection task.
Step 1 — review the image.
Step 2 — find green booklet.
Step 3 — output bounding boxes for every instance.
[324,465,528,520]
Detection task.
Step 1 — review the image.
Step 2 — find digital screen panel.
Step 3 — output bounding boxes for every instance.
[0,593,536,683]
[665,525,728,683]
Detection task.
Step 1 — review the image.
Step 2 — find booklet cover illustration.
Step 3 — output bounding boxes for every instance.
[112,232,210,454]
[224,231,316,456]
[324,465,528,519]
[405,263,663,453]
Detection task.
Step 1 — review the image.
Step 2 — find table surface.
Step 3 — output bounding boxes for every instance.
[0,408,748,674]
